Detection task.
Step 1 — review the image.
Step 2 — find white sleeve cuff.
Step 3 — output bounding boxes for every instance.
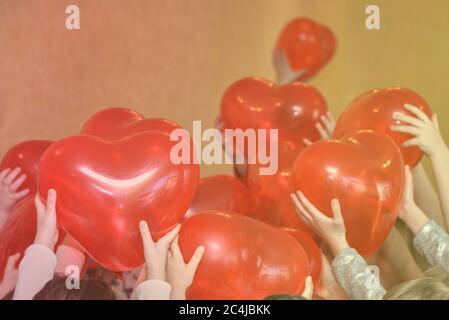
[13,244,57,300]
[135,279,171,300]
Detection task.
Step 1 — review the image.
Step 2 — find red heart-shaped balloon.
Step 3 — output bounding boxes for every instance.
[276,17,336,81]
[186,175,254,218]
[333,87,432,167]
[81,107,181,139]
[248,141,313,235]
[220,77,328,158]
[0,195,65,280]
[179,211,310,300]
[0,140,53,193]
[38,122,199,271]
[281,228,322,289]
[292,131,404,256]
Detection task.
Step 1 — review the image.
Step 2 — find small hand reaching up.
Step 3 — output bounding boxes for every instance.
[139,221,180,281]
[392,103,449,230]
[0,167,29,230]
[290,191,348,256]
[0,253,21,299]
[398,166,429,235]
[391,103,445,157]
[303,112,335,146]
[34,189,59,251]
[166,236,205,300]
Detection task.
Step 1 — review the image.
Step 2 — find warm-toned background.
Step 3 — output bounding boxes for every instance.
[1,0,448,177]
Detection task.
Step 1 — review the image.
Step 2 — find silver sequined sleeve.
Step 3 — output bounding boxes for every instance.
[413,220,449,271]
[331,248,386,300]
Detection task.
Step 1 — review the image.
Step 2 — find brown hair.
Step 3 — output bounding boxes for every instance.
[384,266,449,300]
[33,274,117,300]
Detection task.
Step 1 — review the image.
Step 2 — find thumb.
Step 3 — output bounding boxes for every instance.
[301,276,314,300]
[46,189,57,213]
[432,114,440,131]
[5,253,21,272]
[330,199,343,223]
[187,246,205,275]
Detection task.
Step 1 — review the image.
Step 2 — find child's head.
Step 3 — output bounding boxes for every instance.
[33,275,116,300]
[384,266,449,300]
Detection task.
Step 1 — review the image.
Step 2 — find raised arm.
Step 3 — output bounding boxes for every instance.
[392,104,449,230]
[398,166,449,271]
[290,192,386,300]
[0,168,29,231]
[13,189,58,300]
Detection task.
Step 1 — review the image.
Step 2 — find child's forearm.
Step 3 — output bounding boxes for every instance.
[430,147,449,231]
[412,163,445,228]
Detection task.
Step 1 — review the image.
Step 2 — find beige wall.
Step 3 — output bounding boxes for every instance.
[1,0,448,177]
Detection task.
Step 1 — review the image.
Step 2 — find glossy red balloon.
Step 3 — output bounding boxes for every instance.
[248,142,313,235]
[276,17,336,81]
[281,228,322,288]
[0,195,65,280]
[186,175,254,218]
[38,116,199,271]
[333,87,432,167]
[220,77,328,159]
[179,211,310,300]
[0,140,53,193]
[292,131,404,256]
[81,107,181,139]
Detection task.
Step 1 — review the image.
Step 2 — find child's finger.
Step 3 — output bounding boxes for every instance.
[187,246,205,273]
[393,113,425,128]
[46,189,57,212]
[4,167,22,186]
[0,168,12,182]
[390,125,420,135]
[290,193,313,225]
[330,199,344,223]
[159,224,181,246]
[14,188,29,200]
[316,122,329,140]
[297,191,324,220]
[170,235,183,260]
[432,114,439,130]
[303,138,312,147]
[9,174,26,191]
[34,193,46,215]
[139,220,154,249]
[301,276,314,299]
[327,111,336,127]
[404,104,431,124]
[321,114,333,134]
[402,138,420,148]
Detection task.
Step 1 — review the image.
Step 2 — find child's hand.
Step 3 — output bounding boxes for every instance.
[398,166,418,219]
[304,112,335,146]
[391,104,445,158]
[301,276,314,300]
[290,191,349,256]
[397,166,429,235]
[139,221,180,281]
[34,189,58,251]
[274,50,308,85]
[0,253,20,299]
[166,236,205,300]
[0,168,29,226]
